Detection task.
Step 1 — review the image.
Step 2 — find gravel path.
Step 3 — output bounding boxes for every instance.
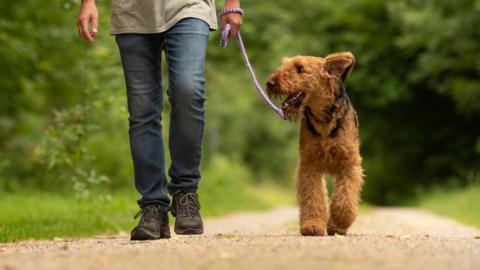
[1,207,479,270]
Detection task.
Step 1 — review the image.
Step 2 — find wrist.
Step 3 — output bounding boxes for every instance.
[81,0,96,5]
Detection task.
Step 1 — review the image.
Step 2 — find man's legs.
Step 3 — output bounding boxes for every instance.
[116,34,170,209]
[163,18,209,194]
[116,18,209,238]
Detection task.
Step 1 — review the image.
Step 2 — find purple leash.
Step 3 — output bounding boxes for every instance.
[219,8,286,120]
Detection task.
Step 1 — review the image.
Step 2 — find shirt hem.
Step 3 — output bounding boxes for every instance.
[109,13,218,35]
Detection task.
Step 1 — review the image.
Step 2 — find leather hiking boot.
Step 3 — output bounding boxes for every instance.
[130,204,170,240]
[171,189,204,235]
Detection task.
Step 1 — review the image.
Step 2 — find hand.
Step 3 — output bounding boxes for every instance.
[221,0,243,38]
[77,1,98,43]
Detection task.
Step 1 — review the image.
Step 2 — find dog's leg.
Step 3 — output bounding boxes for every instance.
[296,163,329,236]
[328,165,363,235]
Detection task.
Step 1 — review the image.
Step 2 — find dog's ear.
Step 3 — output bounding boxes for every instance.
[325,52,355,81]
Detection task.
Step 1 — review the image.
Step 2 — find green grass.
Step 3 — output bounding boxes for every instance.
[416,185,480,228]
[0,190,137,242]
[0,185,294,243]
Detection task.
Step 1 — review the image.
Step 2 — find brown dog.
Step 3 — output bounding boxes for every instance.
[266,52,364,236]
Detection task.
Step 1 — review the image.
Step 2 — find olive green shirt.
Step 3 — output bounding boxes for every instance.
[110,0,218,35]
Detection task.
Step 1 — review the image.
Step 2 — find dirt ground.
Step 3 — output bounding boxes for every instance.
[1,207,479,270]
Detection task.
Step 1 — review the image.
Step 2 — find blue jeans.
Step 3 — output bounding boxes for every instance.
[115,18,209,209]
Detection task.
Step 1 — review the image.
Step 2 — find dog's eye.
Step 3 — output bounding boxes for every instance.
[296,65,304,74]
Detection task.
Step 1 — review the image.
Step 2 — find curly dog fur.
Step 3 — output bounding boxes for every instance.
[266,52,364,236]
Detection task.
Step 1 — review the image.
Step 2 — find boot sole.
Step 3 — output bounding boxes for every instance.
[131,227,171,241]
[174,227,204,235]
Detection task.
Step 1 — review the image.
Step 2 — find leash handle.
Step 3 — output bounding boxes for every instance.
[220,23,231,48]
[219,8,286,120]
[219,7,243,48]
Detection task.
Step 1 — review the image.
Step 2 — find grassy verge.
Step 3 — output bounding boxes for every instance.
[0,184,294,243]
[0,190,137,242]
[415,185,480,228]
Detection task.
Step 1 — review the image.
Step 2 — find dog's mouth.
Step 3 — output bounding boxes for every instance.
[281,92,306,120]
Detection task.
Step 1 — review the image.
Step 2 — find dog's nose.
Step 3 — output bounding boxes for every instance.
[267,80,276,90]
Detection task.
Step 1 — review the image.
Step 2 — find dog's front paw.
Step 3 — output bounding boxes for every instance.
[300,221,326,236]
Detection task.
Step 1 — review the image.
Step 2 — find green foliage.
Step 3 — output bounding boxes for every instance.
[0,191,127,242]
[34,103,110,196]
[415,184,480,228]
[199,154,295,214]
[0,0,479,205]
[391,0,480,114]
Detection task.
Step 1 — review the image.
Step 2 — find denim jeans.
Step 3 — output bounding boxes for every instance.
[115,18,209,209]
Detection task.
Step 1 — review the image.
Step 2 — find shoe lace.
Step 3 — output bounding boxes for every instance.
[134,205,159,222]
[178,192,200,218]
